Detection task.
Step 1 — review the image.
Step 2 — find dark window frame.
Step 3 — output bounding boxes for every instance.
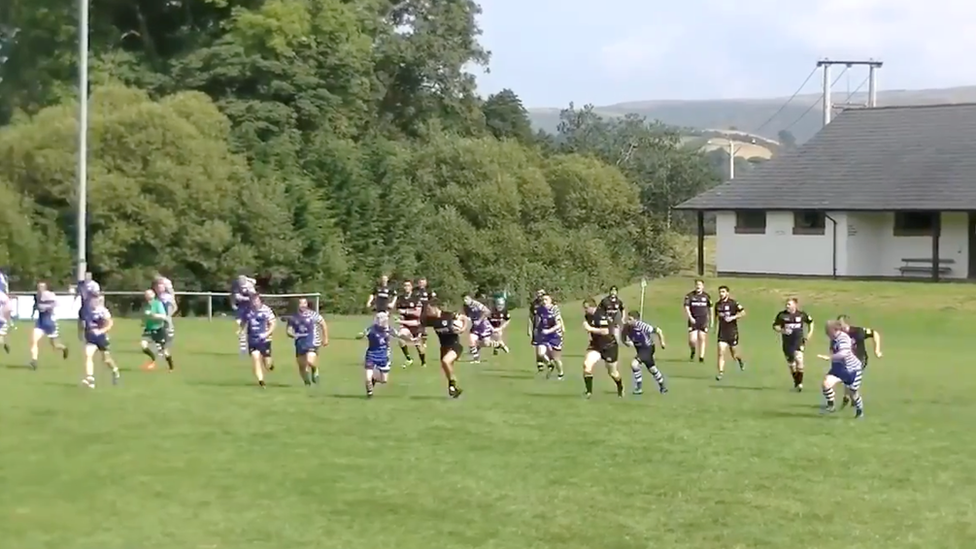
[734,211,767,234]
[792,210,826,235]
[893,211,936,237]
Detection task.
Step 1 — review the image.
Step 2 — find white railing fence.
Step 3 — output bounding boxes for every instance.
[7,291,321,321]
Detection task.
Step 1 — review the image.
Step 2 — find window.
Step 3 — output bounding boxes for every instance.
[893,211,937,237]
[793,210,826,235]
[734,211,766,234]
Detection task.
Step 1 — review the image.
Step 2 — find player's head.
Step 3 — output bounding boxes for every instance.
[250,293,262,307]
[694,279,704,293]
[426,299,442,317]
[609,285,618,296]
[542,294,553,308]
[374,311,389,327]
[144,289,156,302]
[153,279,165,294]
[297,297,309,312]
[84,272,93,282]
[625,311,640,324]
[36,281,47,292]
[825,319,843,337]
[494,296,505,309]
[535,288,546,299]
[836,314,851,330]
[786,297,798,313]
[417,277,427,287]
[236,274,248,286]
[402,280,413,293]
[379,274,389,286]
[718,285,730,299]
[583,298,598,314]
[462,295,474,306]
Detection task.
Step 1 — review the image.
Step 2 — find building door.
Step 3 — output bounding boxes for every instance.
[969,213,976,279]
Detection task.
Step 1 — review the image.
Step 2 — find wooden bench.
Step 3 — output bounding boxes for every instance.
[898,257,954,276]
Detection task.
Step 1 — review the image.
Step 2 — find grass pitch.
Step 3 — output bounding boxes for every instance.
[1,276,975,549]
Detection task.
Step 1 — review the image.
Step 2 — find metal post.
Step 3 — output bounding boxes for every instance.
[76,0,89,281]
[207,294,213,320]
[822,63,831,126]
[728,140,735,180]
[696,211,705,276]
[868,65,878,107]
[932,212,941,282]
[314,294,320,313]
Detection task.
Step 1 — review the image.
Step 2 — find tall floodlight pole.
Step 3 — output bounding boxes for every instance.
[77,0,89,281]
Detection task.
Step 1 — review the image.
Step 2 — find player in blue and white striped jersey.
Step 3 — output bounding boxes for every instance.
[231,275,257,354]
[463,295,499,363]
[30,282,69,369]
[154,279,178,343]
[81,295,120,388]
[75,272,101,341]
[534,295,564,379]
[356,312,394,398]
[0,290,11,354]
[622,313,668,395]
[0,269,8,294]
[286,298,328,386]
[817,320,864,418]
[244,293,276,388]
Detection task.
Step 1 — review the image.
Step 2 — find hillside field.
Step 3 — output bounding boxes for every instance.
[1,276,975,549]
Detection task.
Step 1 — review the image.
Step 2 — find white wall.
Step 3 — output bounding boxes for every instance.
[846,212,968,279]
[715,211,848,276]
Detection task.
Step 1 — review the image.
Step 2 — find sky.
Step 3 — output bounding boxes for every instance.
[474,0,976,108]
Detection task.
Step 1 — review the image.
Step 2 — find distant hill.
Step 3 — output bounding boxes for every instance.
[528,86,976,144]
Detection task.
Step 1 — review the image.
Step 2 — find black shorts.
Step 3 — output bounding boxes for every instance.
[440,341,463,359]
[587,344,619,364]
[405,323,423,339]
[688,317,708,332]
[782,339,804,362]
[142,328,169,346]
[717,329,738,346]
[636,345,655,367]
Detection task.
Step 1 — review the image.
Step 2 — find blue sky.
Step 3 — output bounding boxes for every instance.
[474,0,976,108]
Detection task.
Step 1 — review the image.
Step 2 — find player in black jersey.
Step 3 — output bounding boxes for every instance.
[367,275,397,313]
[414,278,435,343]
[683,279,712,362]
[837,315,882,408]
[424,299,465,398]
[712,285,745,381]
[395,280,427,369]
[772,298,814,391]
[582,298,625,398]
[599,285,626,338]
[527,289,546,344]
[489,296,511,356]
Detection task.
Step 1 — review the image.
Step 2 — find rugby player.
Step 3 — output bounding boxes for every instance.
[712,285,745,380]
[414,278,436,345]
[231,274,257,354]
[528,289,547,369]
[30,282,69,369]
[772,298,814,391]
[155,279,177,350]
[683,279,711,362]
[463,294,496,363]
[599,285,626,337]
[582,298,625,398]
[817,320,864,418]
[75,272,100,341]
[81,295,120,388]
[837,315,881,408]
[140,289,174,371]
[366,275,396,313]
[489,296,511,356]
[357,312,394,398]
[244,293,276,387]
[0,289,11,354]
[535,294,564,379]
[424,299,465,398]
[622,312,668,394]
[286,298,327,386]
[395,280,426,368]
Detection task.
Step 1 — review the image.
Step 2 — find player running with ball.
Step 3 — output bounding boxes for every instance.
[81,295,120,388]
[818,320,865,419]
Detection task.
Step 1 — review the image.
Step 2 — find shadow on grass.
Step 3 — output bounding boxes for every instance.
[488,372,536,380]
[759,409,828,421]
[186,380,290,388]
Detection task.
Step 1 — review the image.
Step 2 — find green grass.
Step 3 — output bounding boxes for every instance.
[2,276,976,549]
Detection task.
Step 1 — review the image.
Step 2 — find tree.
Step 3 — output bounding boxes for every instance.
[482,89,533,143]
[778,129,797,149]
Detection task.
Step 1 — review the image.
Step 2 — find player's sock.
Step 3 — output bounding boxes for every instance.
[613,375,624,397]
[238,330,247,354]
[647,365,665,388]
[790,370,799,386]
[536,358,545,371]
[822,386,836,409]
[418,351,426,366]
[583,374,593,395]
[400,345,411,360]
[164,354,174,371]
[796,371,804,386]
[631,362,643,393]
[698,356,705,363]
[311,367,319,383]
[61,345,69,360]
[852,393,863,413]
[688,346,695,360]
[142,347,156,360]
[469,346,480,362]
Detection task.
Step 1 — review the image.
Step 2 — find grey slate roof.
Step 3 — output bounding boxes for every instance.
[675,103,976,211]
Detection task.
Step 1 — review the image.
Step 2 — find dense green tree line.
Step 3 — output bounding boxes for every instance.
[0,0,718,311]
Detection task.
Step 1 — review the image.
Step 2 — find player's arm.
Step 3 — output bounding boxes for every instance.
[149,302,168,321]
[804,314,815,343]
[496,312,511,331]
[263,314,277,339]
[865,328,881,357]
[389,293,398,310]
[620,327,632,346]
[682,295,694,322]
[456,313,471,333]
[167,299,179,317]
[772,314,783,333]
[286,320,296,338]
[552,313,565,335]
[100,314,114,335]
[654,327,666,349]
[583,318,610,335]
[366,293,375,309]
[318,316,329,346]
[732,303,746,320]
[710,304,718,330]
